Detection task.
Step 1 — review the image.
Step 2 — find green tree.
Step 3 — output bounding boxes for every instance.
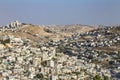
[0,38,10,45]
[34,73,44,79]
[41,60,47,67]
[93,75,102,80]
[104,76,110,80]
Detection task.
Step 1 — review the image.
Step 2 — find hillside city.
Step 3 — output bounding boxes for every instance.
[0,21,120,80]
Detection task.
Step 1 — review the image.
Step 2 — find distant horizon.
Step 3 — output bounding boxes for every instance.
[0,20,120,27]
[0,0,120,26]
[1,20,120,27]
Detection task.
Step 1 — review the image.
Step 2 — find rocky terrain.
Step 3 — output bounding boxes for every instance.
[0,21,120,80]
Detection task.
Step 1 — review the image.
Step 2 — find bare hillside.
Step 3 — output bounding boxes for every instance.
[1,23,95,42]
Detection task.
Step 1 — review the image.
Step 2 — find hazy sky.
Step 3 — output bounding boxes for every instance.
[0,0,120,25]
